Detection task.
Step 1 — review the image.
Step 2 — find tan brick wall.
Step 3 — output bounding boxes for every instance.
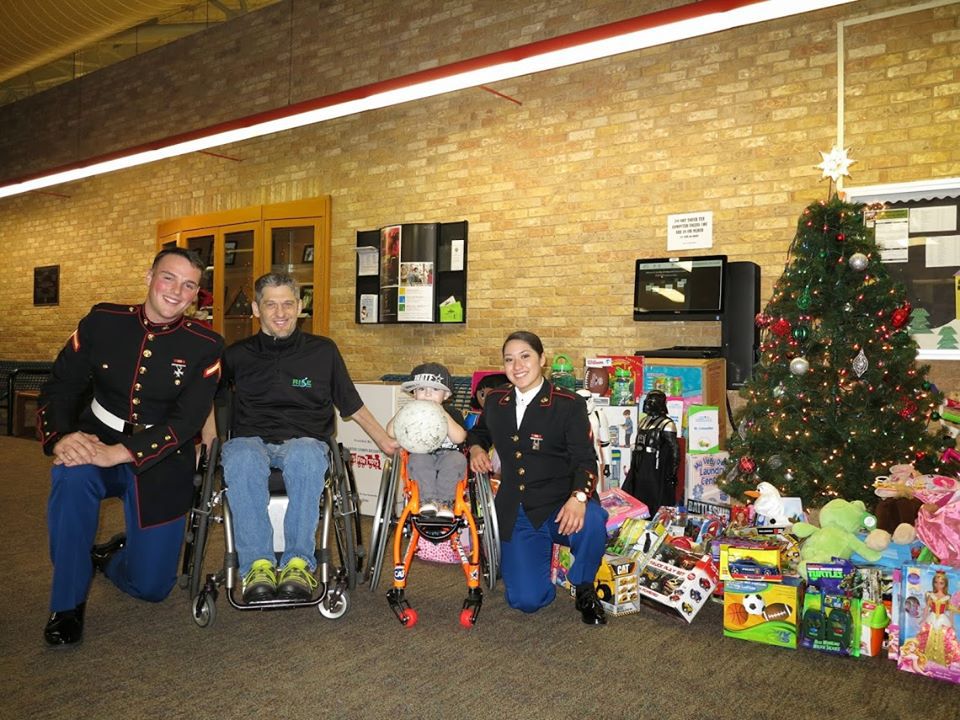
[1,0,958,394]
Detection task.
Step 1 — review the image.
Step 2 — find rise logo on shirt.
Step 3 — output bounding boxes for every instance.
[292,377,312,388]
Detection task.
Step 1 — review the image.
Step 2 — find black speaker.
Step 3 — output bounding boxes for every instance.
[722,261,760,389]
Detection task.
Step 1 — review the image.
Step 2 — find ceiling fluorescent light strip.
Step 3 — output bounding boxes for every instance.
[0,0,855,200]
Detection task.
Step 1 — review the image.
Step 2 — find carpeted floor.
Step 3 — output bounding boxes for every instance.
[1,435,957,720]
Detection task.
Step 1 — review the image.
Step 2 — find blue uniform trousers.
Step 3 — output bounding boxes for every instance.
[501,501,608,613]
[47,463,185,612]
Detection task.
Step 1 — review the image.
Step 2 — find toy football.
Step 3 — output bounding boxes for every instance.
[393,400,448,454]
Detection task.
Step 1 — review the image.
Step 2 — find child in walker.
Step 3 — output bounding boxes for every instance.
[389,362,467,519]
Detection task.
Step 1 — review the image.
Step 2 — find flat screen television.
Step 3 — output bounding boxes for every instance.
[633,255,726,321]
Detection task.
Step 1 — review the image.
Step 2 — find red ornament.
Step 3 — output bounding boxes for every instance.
[836,233,845,241]
[915,451,926,461]
[770,318,791,337]
[891,304,912,329]
[738,456,757,474]
[755,313,772,328]
[900,401,917,419]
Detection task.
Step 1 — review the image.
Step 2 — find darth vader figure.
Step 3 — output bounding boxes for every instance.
[622,390,679,515]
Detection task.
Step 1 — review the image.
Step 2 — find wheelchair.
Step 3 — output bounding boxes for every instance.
[365,448,500,627]
[179,411,364,628]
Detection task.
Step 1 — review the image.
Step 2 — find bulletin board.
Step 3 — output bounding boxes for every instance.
[355,221,468,324]
[846,179,960,360]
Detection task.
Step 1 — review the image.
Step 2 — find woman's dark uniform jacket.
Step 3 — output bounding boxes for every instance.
[37,303,224,527]
[467,380,599,541]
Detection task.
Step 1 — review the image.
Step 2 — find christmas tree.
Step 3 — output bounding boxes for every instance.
[721,154,954,508]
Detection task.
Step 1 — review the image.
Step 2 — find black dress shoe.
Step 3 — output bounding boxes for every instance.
[44,603,85,647]
[91,533,126,574]
[575,584,608,626]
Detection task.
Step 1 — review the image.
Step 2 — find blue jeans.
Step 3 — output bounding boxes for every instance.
[221,436,329,574]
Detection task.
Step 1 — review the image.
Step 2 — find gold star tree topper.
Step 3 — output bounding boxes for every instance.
[817,145,855,183]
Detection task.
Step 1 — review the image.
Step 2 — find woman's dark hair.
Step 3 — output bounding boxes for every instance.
[502,330,544,356]
[470,372,510,409]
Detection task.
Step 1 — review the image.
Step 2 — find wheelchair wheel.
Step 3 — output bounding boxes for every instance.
[470,472,501,591]
[181,437,220,600]
[329,445,359,590]
[366,453,400,591]
[191,591,216,628]
[318,589,350,619]
[341,446,366,580]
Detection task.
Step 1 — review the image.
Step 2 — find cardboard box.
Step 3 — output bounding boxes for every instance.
[550,548,642,616]
[723,577,804,649]
[636,544,718,623]
[605,517,668,565]
[684,451,730,510]
[599,487,649,533]
[339,382,411,514]
[897,564,960,684]
[640,357,727,445]
[718,541,783,582]
[801,562,862,657]
[687,405,719,454]
[584,356,644,406]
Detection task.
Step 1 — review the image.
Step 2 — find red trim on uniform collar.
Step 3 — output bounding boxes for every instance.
[138,305,185,332]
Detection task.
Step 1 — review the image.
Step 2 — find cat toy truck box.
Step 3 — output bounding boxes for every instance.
[551,547,641,616]
[723,577,804,649]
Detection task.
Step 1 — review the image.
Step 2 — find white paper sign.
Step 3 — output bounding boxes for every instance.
[667,211,713,251]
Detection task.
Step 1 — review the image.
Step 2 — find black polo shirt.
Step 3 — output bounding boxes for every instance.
[222,329,363,443]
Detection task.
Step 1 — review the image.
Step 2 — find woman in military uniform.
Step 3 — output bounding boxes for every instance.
[468,331,608,625]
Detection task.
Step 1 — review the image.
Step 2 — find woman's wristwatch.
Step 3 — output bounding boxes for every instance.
[571,490,588,503]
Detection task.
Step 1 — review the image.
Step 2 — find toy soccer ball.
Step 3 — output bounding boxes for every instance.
[393,400,448,454]
[742,593,766,616]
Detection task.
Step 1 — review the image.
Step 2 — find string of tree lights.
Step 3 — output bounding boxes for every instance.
[720,190,958,508]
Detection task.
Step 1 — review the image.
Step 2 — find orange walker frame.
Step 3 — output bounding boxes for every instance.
[386,449,483,627]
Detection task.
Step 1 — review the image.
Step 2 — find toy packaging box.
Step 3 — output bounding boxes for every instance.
[599,487,649,533]
[684,451,730,512]
[718,540,783,582]
[596,403,639,487]
[686,405,719,454]
[641,358,727,443]
[636,542,718,623]
[856,567,893,658]
[800,562,862,657]
[723,577,804,649]
[605,517,669,566]
[896,564,960,684]
[584,356,644,406]
[550,547,641,616]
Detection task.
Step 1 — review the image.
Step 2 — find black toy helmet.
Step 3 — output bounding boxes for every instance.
[642,390,668,416]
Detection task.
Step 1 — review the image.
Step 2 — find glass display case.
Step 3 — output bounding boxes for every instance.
[157,197,331,341]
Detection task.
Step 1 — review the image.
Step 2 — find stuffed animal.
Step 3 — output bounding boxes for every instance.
[792,498,882,578]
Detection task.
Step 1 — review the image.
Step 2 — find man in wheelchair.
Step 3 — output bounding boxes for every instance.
[214,272,398,603]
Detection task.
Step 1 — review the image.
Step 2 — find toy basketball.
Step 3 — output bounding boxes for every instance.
[393,400,448,454]
[726,601,749,626]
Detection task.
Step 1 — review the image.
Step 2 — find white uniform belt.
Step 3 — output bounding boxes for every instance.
[91,398,154,435]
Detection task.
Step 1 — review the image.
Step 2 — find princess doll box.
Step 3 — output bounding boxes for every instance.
[896,564,960,684]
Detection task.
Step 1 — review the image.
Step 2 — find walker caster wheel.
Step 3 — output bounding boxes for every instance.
[399,608,419,627]
[459,607,476,628]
